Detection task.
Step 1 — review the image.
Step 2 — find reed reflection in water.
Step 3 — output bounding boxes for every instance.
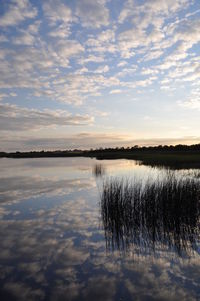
[100,172,200,256]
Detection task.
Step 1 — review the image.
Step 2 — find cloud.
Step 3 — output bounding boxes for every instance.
[141,68,158,75]
[0,0,37,27]
[1,131,199,152]
[43,0,73,25]
[0,38,85,105]
[0,0,199,149]
[48,24,71,39]
[109,89,122,94]
[143,49,164,61]
[118,26,165,59]
[117,66,137,77]
[85,29,116,54]
[0,103,94,131]
[119,0,190,24]
[0,93,9,101]
[75,0,109,28]
[117,0,193,60]
[11,21,40,46]
[55,40,84,61]
[117,61,128,67]
[78,55,105,65]
[0,35,8,42]
[0,92,17,101]
[0,132,131,152]
[169,18,200,51]
[178,97,200,110]
[12,31,35,46]
[98,29,115,43]
[94,65,109,73]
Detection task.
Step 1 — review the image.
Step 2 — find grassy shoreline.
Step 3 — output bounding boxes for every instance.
[93,151,200,168]
[1,145,200,169]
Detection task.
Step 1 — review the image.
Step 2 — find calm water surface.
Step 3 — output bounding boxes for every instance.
[0,157,199,301]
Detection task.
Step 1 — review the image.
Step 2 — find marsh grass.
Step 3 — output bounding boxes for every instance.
[101,173,200,256]
[93,164,106,178]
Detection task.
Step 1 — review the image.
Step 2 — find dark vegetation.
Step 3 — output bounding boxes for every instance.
[100,173,200,256]
[0,143,200,169]
[92,164,106,178]
[89,144,200,169]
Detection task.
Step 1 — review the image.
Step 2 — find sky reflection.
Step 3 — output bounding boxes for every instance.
[0,158,200,300]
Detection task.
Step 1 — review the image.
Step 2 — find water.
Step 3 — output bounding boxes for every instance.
[0,157,199,301]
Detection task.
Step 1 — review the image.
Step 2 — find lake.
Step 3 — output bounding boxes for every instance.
[0,157,199,301]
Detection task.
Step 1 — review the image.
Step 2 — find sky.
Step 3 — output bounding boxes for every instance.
[0,0,200,151]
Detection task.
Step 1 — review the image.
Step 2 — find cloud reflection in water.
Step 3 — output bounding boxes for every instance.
[0,158,200,300]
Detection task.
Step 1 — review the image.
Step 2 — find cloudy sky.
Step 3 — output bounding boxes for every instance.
[0,0,200,151]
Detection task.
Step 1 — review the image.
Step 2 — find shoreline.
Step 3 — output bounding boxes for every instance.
[1,146,200,169]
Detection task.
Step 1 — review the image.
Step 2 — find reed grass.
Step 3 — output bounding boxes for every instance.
[100,173,200,256]
[93,164,105,177]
